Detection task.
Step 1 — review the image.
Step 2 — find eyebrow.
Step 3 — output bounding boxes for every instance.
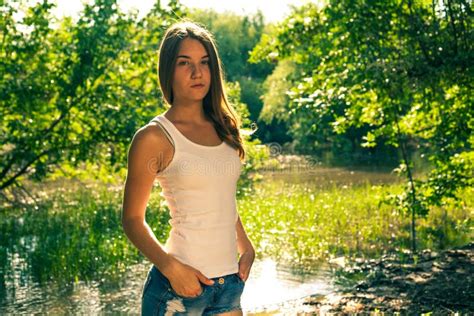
[176,55,209,59]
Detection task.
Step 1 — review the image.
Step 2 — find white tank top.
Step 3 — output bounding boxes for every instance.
[149,114,243,278]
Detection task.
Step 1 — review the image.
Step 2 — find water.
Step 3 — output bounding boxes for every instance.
[1,164,399,314]
[242,259,334,312]
[0,258,335,314]
[259,165,399,187]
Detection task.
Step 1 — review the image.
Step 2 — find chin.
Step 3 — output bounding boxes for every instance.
[191,91,209,100]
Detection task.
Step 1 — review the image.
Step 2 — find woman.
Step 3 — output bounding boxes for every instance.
[121,20,255,316]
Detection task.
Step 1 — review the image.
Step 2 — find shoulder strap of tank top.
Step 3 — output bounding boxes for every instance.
[149,116,175,148]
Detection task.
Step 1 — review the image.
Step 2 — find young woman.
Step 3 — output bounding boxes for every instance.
[121,21,255,316]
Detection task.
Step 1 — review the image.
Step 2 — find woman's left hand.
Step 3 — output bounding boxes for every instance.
[238,249,255,282]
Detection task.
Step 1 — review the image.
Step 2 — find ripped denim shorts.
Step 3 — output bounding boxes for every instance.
[141,265,245,316]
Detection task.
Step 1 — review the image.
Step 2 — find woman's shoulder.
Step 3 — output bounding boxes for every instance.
[126,119,173,177]
[130,118,172,152]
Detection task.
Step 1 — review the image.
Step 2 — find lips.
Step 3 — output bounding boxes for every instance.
[191,83,205,88]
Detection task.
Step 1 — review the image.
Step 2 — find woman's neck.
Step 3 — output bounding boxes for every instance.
[166,101,208,123]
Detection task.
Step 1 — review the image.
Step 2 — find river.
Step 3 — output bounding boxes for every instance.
[1,164,402,314]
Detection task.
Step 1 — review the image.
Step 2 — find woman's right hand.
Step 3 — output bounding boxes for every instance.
[162,259,215,298]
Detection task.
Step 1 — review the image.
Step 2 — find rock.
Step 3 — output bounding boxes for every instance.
[299,242,474,314]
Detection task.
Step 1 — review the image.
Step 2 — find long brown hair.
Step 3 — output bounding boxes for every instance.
[157,20,246,160]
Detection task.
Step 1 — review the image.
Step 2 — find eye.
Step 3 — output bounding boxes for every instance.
[177,60,189,66]
[201,60,209,65]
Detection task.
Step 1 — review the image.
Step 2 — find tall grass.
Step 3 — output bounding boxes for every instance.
[1,176,472,284]
[238,179,473,271]
[0,180,170,284]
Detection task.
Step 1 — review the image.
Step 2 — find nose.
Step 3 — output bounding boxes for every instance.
[191,63,203,78]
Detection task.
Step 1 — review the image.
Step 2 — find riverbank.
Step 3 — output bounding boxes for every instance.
[250,243,473,315]
[1,174,471,314]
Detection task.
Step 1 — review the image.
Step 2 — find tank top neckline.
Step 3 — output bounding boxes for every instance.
[159,114,226,149]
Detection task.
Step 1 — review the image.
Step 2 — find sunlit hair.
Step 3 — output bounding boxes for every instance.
[158,20,250,160]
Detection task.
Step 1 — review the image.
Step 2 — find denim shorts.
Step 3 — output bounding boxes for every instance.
[141,265,245,315]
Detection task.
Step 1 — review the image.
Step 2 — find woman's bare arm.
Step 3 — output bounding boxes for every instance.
[236,215,255,281]
[121,124,175,273]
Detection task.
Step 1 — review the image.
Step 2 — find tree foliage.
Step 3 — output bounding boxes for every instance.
[250,0,473,251]
[1,0,180,195]
[0,0,257,200]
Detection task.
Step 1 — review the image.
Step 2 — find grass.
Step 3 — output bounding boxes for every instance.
[0,175,472,284]
[238,178,473,272]
[0,179,169,284]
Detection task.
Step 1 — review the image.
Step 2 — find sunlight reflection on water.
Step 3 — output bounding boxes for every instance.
[0,258,335,314]
[242,259,334,312]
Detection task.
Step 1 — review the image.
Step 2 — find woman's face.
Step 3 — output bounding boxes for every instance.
[172,38,211,105]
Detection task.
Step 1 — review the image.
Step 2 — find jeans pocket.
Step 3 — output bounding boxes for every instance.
[169,284,207,300]
[234,273,245,286]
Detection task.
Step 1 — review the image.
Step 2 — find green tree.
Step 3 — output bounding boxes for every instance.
[0,0,261,204]
[250,0,473,252]
[0,0,184,198]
